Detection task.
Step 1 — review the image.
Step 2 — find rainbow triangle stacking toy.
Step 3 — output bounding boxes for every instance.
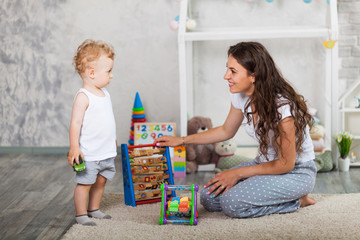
[128,92,146,145]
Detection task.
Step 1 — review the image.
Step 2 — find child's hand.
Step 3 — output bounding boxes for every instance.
[68,149,84,166]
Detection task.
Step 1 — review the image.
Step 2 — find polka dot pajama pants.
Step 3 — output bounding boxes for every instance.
[200,160,317,218]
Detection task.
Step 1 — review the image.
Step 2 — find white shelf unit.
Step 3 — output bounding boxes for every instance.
[181,26,331,41]
[177,0,339,157]
[339,80,360,166]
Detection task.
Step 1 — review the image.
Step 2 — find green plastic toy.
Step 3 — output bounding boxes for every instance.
[73,156,86,172]
[67,152,86,172]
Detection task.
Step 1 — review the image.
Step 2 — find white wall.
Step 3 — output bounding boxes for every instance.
[0,0,180,146]
[0,0,357,148]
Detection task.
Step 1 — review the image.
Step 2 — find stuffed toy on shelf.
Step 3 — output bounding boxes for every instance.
[214,139,252,173]
[185,116,219,173]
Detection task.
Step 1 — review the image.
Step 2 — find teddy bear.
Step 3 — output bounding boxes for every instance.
[214,139,252,173]
[185,116,219,173]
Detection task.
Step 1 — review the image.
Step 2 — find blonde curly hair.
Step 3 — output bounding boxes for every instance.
[73,39,115,75]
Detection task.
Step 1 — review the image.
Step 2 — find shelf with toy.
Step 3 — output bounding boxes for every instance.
[339,81,360,163]
[121,143,175,207]
[340,108,360,113]
[176,0,339,158]
[183,25,330,42]
[349,151,360,168]
[350,139,360,168]
[350,161,360,167]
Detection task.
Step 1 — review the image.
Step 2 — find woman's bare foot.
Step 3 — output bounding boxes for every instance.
[300,195,316,207]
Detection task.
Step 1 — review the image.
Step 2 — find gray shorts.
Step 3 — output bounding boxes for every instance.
[74,157,116,185]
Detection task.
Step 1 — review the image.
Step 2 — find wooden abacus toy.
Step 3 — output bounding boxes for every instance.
[121,143,175,206]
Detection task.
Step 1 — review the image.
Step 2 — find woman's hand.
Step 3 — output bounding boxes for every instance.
[204,168,242,197]
[154,135,184,147]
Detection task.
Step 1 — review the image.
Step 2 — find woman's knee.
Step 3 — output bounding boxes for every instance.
[219,194,254,218]
[200,187,222,212]
[220,203,256,218]
[200,187,212,205]
[199,187,207,197]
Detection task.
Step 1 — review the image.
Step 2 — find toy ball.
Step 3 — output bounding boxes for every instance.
[266,0,274,2]
[170,20,179,30]
[186,19,197,30]
[303,0,312,3]
[174,15,180,22]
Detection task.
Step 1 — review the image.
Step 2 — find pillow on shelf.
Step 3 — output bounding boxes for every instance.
[313,138,326,152]
[310,124,325,140]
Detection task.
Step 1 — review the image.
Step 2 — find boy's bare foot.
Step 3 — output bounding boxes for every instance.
[300,195,316,208]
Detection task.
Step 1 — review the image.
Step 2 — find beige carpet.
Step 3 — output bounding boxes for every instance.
[62,193,360,240]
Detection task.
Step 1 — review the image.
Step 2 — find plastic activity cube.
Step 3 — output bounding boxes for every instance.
[159,183,199,225]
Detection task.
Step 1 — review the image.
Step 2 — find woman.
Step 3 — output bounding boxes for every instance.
[155,42,316,218]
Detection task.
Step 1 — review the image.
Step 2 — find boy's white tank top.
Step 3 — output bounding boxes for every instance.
[77,88,117,161]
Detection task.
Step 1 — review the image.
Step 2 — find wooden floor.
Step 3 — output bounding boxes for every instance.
[1,154,360,240]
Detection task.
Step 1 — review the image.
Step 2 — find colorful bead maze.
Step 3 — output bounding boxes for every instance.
[121,143,175,206]
[159,183,199,225]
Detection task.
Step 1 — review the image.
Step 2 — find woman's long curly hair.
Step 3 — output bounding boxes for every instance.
[228,42,313,160]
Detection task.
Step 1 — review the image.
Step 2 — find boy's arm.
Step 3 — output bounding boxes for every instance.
[68,92,88,166]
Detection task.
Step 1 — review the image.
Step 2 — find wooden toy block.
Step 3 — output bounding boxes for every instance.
[130,156,167,166]
[174,145,186,158]
[131,164,166,174]
[135,189,162,200]
[128,148,166,158]
[133,181,164,191]
[132,173,168,183]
